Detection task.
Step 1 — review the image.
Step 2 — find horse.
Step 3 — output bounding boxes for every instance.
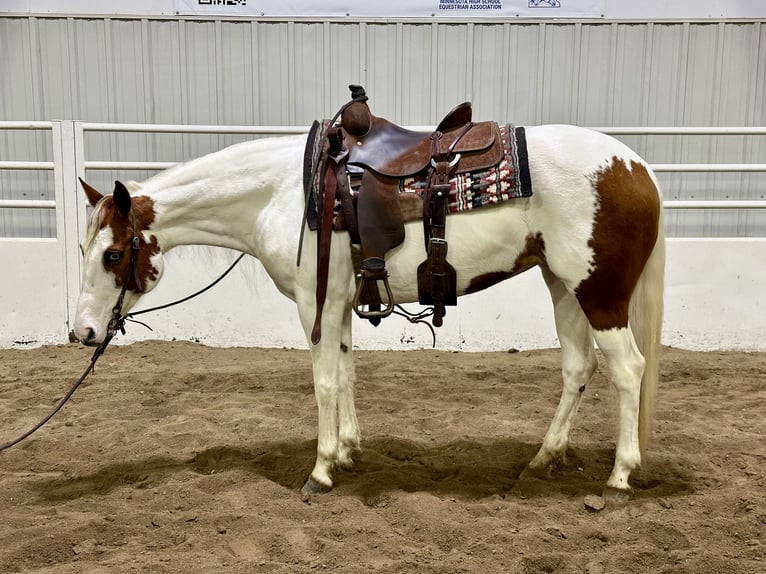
[73,123,664,502]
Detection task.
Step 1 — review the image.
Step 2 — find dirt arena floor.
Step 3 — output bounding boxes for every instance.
[0,341,764,573]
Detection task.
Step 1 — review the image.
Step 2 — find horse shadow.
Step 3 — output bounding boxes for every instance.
[31,436,692,503]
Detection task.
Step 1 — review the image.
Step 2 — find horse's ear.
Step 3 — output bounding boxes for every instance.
[79,178,103,207]
[113,180,132,217]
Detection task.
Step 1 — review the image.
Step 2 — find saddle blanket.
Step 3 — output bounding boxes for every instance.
[400,124,532,211]
[304,122,532,231]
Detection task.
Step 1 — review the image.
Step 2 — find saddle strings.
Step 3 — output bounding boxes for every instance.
[0,332,114,453]
[391,305,437,348]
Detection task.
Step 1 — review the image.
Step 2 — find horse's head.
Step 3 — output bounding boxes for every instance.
[74,179,165,346]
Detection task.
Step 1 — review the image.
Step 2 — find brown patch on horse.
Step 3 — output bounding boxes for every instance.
[464,232,546,294]
[576,157,660,330]
[98,194,160,291]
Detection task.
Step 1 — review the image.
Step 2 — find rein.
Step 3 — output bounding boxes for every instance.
[0,326,117,453]
[0,211,245,454]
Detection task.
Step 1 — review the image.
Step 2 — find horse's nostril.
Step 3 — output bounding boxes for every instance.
[74,325,100,346]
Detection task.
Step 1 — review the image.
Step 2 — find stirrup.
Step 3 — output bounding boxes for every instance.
[352,260,395,320]
[353,277,395,319]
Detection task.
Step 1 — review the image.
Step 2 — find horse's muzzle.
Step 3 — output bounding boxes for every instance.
[73,326,101,347]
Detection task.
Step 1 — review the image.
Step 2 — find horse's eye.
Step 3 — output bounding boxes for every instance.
[104,251,122,264]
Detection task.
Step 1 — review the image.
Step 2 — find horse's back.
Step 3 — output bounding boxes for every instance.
[524,124,653,181]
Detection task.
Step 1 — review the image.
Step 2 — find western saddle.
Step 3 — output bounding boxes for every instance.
[306,85,504,344]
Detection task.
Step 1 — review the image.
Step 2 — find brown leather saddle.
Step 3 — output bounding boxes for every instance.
[306,85,504,344]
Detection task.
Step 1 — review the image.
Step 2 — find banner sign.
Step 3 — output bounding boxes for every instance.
[174,0,605,19]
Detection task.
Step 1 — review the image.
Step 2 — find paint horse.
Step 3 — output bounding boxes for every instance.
[74,113,664,501]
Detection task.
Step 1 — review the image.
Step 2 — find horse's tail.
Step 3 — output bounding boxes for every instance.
[629,202,665,465]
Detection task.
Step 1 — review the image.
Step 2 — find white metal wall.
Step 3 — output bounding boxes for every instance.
[1,17,765,238]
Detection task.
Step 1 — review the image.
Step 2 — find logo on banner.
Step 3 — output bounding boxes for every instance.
[197,0,247,5]
[529,0,562,7]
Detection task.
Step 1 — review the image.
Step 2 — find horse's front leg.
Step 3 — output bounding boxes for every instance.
[300,307,343,493]
[295,281,354,495]
[336,303,361,469]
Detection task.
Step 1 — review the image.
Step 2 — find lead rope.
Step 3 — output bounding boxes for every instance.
[0,328,117,453]
[0,246,245,454]
[124,252,245,327]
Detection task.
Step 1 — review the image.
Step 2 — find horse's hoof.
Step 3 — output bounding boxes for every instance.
[602,486,632,505]
[300,477,332,501]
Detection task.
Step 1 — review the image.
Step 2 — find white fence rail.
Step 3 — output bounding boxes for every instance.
[3,121,766,212]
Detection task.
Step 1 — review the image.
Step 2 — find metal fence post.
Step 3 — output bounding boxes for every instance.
[55,120,86,333]
[51,120,70,336]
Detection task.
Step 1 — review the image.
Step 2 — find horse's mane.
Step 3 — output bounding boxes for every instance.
[83,199,112,253]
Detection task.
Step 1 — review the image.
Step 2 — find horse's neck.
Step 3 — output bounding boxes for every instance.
[144,136,304,257]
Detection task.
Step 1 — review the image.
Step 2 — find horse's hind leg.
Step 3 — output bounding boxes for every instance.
[525,269,598,476]
[592,327,645,500]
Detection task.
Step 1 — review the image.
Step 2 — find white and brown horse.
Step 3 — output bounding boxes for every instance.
[74,124,664,501]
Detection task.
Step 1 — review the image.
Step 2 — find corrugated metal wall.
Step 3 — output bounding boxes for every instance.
[1,16,764,238]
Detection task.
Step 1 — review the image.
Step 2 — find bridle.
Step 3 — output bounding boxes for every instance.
[105,207,143,339]
[0,203,243,453]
